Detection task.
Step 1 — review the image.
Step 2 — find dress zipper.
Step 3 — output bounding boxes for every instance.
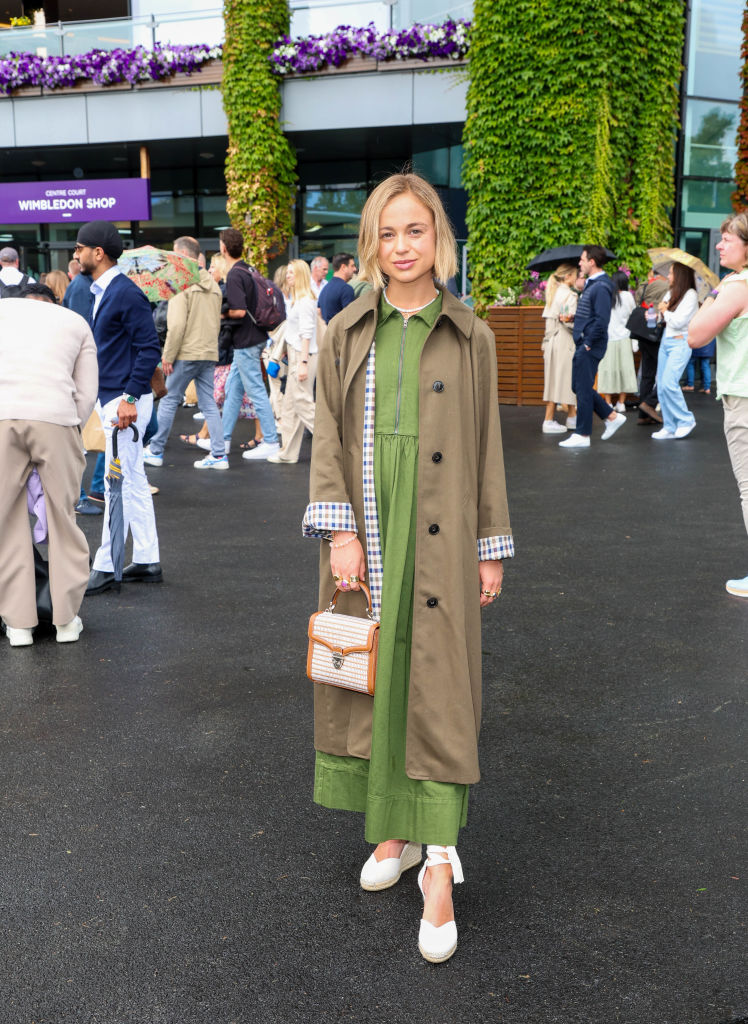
[394,317,408,434]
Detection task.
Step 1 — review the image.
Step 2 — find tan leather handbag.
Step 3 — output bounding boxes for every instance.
[307,583,379,696]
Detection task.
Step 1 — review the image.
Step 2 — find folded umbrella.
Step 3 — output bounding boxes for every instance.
[527,245,617,274]
[646,247,719,303]
[107,425,139,583]
[118,245,200,302]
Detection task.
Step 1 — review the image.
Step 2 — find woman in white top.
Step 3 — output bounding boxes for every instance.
[268,259,317,464]
[598,270,637,411]
[652,262,699,440]
[540,262,578,433]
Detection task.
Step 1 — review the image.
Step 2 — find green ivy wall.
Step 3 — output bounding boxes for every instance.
[463,0,686,311]
[222,0,296,270]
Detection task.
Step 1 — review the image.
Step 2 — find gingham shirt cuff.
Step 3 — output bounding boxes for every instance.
[478,535,514,560]
[302,501,358,541]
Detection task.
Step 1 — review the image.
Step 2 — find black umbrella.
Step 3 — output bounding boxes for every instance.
[527,245,617,274]
[107,424,139,583]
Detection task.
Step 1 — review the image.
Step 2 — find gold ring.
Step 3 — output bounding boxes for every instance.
[332,573,341,582]
[349,574,359,583]
[482,590,492,596]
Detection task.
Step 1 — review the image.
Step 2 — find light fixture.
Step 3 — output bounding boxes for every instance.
[73,166,84,178]
[31,159,45,167]
[199,151,214,159]
[113,156,127,163]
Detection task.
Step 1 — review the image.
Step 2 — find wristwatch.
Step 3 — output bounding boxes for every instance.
[123,394,137,404]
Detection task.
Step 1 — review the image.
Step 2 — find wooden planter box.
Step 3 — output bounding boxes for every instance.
[488,305,545,406]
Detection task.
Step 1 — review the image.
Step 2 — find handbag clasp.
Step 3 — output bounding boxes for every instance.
[332,652,344,670]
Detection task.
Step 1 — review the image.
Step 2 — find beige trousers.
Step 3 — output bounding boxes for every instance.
[0,420,88,628]
[723,395,748,537]
[278,348,317,462]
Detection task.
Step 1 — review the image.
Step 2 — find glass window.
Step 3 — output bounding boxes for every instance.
[413,146,449,186]
[687,0,743,100]
[683,100,738,178]
[680,179,735,229]
[301,188,366,238]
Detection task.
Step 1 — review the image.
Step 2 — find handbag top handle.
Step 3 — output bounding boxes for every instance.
[326,582,376,619]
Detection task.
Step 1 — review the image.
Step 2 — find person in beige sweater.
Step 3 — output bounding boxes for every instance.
[0,287,98,646]
[143,236,227,470]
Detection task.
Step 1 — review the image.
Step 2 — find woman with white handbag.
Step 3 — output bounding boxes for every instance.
[303,172,513,963]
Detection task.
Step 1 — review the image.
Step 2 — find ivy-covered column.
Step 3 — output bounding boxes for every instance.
[733,3,748,211]
[463,0,685,311]
[222,0,296,269]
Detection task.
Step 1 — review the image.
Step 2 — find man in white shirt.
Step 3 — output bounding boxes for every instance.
[310,256,329,298]
[0,246,30,297]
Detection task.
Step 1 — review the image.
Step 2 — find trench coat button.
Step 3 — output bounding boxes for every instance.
[426,597,438,608]
[431,451,443,463]
[428,523,440,535]
[435,316,445,328]
[432,380,445,393]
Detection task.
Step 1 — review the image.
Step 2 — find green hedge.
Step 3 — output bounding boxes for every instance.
[463,0,685,311]
[733,3,748,211]
[222,0,296,270]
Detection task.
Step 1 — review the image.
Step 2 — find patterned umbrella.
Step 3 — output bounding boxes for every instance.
[107,425,139,583]
[118,245,200,302]
[647,247,719,303]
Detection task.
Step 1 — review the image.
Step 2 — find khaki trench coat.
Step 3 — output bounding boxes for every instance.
[309,287,512,785]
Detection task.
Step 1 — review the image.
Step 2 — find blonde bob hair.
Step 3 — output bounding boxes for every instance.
[357,173,457,289]
[287,258,315,302]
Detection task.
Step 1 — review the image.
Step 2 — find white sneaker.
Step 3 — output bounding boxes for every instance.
[56,616,83,643]
[3,622,33,646]
[192,411,205,421]
[601,412,626,440]
[566,416,577,429]
[615,402,626,413]
[559,433,590,448]
[242,440,280,461]
[143,446,163,467]
[196,438,211,451]
[542,420,567,434]
[651,427,675,440]
[726,575,748,597]
[674,422,696,439]
[194,454,229,470]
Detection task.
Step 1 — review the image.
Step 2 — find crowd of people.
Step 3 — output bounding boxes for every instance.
[2,181,748,969]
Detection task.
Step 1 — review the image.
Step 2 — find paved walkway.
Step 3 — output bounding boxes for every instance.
[2,395,745,1024]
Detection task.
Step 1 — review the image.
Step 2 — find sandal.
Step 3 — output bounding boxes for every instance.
[417,846,464,964]
[179,434,202,447]
[240,439,263,451]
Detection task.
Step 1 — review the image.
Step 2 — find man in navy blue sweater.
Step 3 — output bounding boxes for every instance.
[559,245,627,449]
[73,221,163,594]
[318,252,356,324]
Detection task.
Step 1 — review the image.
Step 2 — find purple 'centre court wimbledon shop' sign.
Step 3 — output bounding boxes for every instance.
[0,178,151,224]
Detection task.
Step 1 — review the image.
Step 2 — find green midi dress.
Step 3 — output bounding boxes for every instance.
[313,293,469,845]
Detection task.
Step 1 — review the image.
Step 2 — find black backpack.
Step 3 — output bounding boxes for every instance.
[236,265,286,331]
[0,273,30,298]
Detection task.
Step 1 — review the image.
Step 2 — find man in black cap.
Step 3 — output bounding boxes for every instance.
[74,220,163,594]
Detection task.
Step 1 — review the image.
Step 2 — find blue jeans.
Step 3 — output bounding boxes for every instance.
[571,344,613,435]
[81,452,105,499]
[686,353,712,391]
[657,334,696,433]
[148,360,225,458]
[222,346,277,445]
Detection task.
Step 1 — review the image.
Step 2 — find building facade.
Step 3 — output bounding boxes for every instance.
[0,0,742,280]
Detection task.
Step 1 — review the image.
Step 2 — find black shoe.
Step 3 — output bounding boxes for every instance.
[88,491,105,504]
[85,570,119,595]
[122,562,163,583]
[75,498,104,516]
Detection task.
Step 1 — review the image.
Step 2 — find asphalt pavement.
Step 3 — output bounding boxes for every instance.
[1,394,746,1024]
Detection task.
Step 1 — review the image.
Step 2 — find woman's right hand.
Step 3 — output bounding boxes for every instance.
[330,532,367,592]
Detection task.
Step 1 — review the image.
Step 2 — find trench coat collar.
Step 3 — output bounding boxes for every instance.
[342,285,476,338]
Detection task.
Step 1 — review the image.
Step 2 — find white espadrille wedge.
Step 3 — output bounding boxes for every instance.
[360,841,423,891]
[417,845,464,963]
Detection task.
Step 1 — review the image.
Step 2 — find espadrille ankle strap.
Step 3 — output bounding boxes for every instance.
[424,845,464,884]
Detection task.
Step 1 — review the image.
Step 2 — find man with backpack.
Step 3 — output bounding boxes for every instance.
[0,247,31,297]
[219,228,282,461]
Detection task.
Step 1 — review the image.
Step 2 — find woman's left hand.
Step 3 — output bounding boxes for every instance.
[298,362,308,382]
[479,559,503,607]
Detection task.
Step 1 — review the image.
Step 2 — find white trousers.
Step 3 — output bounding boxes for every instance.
[278,349,316,462]
[723,394,748,539]
[92,394,160,571]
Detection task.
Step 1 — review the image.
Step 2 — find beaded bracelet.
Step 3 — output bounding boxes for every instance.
[330,534,357,549]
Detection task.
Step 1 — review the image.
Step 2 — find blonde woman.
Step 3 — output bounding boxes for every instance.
[541,263,578,432]
[267,260,317,464]
[303,173,513,963]
[45,269,69,304]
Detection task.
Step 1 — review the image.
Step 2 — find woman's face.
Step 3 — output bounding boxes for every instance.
[717,231,748,272]
[377,192,436,289]
[575,272,585,290]
[286,264,296,289]
[209,263,221,283]
[667,265,674,286]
